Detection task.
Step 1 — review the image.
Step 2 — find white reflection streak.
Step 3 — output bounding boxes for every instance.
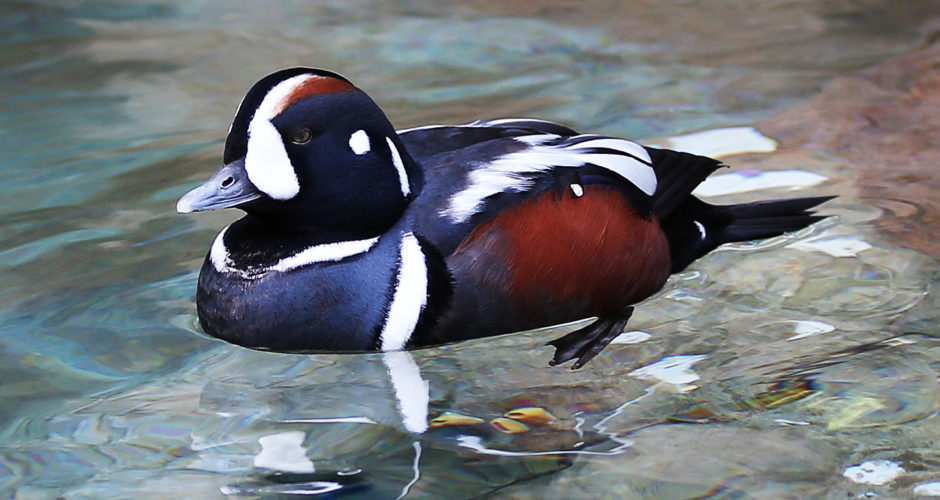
[382,351,430,433]
[397,441,422,500]
[456,434,633,457]
[277,417,377,424]
[594,382,660,435]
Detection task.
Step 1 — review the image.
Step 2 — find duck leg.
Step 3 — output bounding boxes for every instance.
[547,307,634,369]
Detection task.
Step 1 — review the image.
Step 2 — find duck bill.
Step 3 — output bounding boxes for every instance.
[176,158,263,213]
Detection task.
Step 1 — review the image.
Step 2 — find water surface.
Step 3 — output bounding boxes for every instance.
[2,1,939,498]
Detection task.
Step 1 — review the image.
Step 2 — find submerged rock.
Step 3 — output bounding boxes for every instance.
[758,19,940,258]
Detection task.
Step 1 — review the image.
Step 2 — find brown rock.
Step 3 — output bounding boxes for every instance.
[758,29,940,258]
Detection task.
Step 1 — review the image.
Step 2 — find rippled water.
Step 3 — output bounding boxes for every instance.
[3,1,939,498]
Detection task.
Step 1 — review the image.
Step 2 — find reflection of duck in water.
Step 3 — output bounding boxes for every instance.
[178,68,832,368]
[225,348,821,497]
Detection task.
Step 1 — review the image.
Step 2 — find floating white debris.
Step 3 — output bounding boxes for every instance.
[693,169,828,197]
[882,337,916,347]
[788,235,872,258]
[843,460,905,486]
[787,320,836,341]
[254,431,315,473]
[655,127,777,158]
[628,355,707,385]
[773,418,810,426]
[611,330,652,344]
[914,482,940,496]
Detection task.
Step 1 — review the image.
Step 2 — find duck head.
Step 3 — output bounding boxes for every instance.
[177,68,420,239]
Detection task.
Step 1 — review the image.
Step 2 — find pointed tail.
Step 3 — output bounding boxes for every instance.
[662,195,835,273]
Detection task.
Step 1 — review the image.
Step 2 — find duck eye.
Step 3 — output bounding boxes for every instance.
[292,128,313,144]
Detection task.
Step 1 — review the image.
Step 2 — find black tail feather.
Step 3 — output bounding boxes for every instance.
[645,147,725,219]
[726,196,836,219]
[662,195,835,273]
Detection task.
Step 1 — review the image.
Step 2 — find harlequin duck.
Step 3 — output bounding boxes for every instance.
[177,68,832,368]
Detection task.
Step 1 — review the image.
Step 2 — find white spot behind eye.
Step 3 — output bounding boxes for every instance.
[349,130,371,155]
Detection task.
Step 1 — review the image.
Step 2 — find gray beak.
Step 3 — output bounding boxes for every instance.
[176,159,263,213]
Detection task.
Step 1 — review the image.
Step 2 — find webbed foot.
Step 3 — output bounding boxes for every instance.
[547,307,634,369]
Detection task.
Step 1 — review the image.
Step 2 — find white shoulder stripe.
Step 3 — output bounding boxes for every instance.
[380,233,428,351]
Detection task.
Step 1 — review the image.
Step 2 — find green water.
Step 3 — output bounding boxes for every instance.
[2,1,939,498]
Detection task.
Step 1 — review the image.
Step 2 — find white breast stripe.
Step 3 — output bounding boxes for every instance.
[380,233,427,351]
[269,236,381,272]
[210,225,232,273]
[245,74,312,200]
[442,134,656,223]
[386,137,410,197]
[211,229,379,277]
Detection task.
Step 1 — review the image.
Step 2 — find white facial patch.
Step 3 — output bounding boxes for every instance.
[349,129,371,155]
[379,232,427,351]
[244,74,312,200]
[386,137,410,197]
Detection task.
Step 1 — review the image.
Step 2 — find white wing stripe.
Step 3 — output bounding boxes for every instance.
[564,137,652,164]
[569,153,656,195]
[443,134,656,223]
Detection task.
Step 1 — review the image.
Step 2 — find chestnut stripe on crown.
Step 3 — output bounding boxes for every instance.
[275,75,357,116]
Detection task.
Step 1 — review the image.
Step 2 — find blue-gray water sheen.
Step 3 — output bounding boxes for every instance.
[2,1,939,498]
